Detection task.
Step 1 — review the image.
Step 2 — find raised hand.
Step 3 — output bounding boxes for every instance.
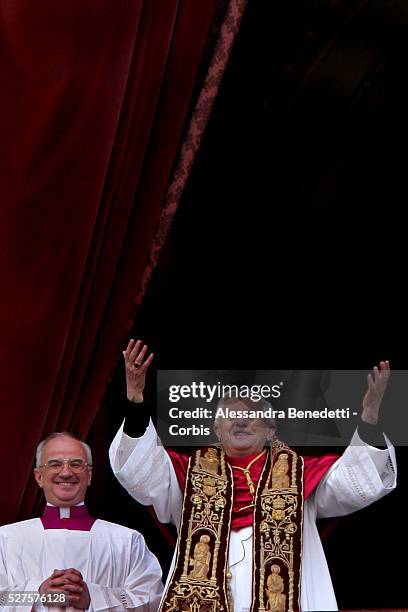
[362,360,390,424]
[123,338,154,402]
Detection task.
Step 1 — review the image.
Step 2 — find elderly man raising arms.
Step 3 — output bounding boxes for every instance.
[109,339,396,612]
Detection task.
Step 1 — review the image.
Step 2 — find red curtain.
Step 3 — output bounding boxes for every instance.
[0,0,247,524]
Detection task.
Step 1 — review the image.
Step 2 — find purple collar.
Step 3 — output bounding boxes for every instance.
[41,504,96,531]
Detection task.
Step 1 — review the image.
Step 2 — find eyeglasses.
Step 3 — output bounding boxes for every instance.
[38,459,92,473]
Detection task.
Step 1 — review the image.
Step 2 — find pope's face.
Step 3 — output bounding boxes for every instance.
[214,399,275,457]
[34,436,92,507]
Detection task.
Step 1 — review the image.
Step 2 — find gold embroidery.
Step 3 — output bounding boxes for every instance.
[252,445,304,612]
[203,476,217,497]
[199,448,220,475]
[265,565,286,612]
[161,445,304,612]
[189,535,212,580]
[271,453,290,489]
[160,448,233,611]
[226,570,233,610]
[271,496,286,521]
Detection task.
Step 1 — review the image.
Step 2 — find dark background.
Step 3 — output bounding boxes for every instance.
[89,1,407,608]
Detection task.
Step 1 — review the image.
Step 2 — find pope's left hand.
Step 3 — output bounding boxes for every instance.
[362,360,390,424]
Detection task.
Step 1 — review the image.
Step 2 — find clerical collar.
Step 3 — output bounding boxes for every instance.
[46,501,85,519]
[41,503,96,531]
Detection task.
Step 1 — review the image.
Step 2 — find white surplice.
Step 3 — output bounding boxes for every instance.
[109,420,397,612]
[0,518,163,612]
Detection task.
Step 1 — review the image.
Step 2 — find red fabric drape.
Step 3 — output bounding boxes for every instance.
[0,0,248,524]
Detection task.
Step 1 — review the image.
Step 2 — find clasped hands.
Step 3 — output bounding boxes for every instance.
[39,568,90,609]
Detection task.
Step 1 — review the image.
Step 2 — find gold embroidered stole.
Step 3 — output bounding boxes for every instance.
[252,443,304,612]
[159,448,233,611]
[159,445,304,612]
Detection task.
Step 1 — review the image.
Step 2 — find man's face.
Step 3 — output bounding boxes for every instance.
[34,436,92,507]
[213,399,275,457]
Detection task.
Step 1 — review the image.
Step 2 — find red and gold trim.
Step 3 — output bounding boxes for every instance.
[159,447,233,611]
[251,443,304,612]
[160,444,304,612]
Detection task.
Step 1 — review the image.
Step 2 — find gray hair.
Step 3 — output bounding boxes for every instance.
[35,432,93,468]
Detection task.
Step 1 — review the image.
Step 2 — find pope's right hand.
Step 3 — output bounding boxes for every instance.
[123,338,154,403]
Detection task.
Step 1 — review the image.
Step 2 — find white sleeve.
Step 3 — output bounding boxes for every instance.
[109,419,183,527]
[0,533,41,612]
[87,532,163,612]
[315,429,397,518]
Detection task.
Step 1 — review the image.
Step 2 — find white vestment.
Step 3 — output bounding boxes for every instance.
[0,518,163,612]
[109,420,396,612]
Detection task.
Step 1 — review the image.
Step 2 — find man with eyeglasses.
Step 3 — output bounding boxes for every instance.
[0,432,163,611]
